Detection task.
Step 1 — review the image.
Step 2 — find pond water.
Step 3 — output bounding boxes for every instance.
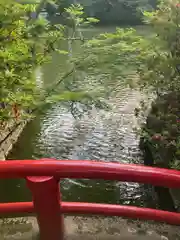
[2,26,157,209]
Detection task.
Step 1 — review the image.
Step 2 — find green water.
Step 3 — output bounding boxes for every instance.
[2,26,156,208]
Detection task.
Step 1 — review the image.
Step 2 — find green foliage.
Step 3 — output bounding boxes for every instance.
[50,0,157,25]
[0,0,103,125]
[64,3,99,29]
[74,0,180,93]
[73,27,145,88]
[140,92,180,169]
[137,0,180,169]
[138,0,180,93]
[72,0,180,169]
[0,0,63,123]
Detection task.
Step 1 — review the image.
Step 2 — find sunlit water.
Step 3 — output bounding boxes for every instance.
[2,27,156,208]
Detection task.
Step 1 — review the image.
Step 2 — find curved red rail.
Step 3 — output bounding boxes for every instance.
[0,159,180,239]
[0,159,180,188]
[0,201,180,225]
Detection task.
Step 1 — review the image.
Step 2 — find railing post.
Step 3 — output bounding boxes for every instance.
[26,176,64,240]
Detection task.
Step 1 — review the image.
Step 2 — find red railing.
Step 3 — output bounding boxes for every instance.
[0,159,180,240]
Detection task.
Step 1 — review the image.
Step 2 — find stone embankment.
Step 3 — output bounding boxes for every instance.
[0,121,26,160]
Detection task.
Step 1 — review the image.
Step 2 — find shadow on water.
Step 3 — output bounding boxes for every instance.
[0,178,31,203]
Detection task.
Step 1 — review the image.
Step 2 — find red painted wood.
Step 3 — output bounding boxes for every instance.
[0,158,179,239]
[26,176,64,240]
[0,160,179,188]
[62,202,180,225]
[0,202,33,214]
[0,201,180,226]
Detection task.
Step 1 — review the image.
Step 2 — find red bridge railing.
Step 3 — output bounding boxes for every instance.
[0,159,180,240]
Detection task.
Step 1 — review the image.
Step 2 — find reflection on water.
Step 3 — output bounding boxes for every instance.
[5,27,156,208]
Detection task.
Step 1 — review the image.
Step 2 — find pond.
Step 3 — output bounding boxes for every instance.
[2,26,157,209]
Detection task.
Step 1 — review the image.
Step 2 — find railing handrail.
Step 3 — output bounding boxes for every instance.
[0,159,180,188]
[1,201,180,225]
[1,159,180,239]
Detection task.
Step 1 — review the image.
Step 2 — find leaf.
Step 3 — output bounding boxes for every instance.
[46,91,90,103]
[86,17,99,23]
[56,50,68,55]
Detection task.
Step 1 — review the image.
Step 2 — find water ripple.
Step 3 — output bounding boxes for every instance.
[31,87,148,205]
